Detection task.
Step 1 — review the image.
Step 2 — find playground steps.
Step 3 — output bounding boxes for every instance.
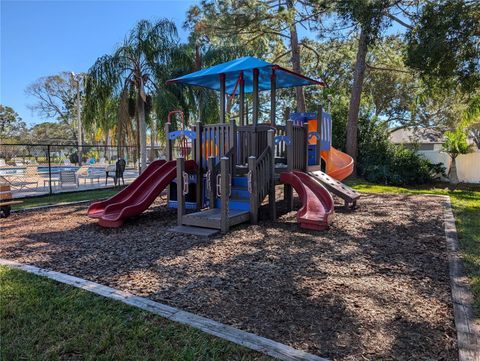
[309,170,361,209]
[181,208,250,229]
[214,176,250,211]
[169,225,219,237]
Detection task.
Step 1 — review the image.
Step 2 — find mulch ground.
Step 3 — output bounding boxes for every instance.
[0,191,458,360]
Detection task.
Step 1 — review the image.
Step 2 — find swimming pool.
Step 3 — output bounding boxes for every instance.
[36,166,79,174]
[0,166,28,175]
[0,165,80,175]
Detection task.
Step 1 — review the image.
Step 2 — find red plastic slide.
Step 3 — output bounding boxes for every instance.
[88,159,167,219]
[88,160,197,228]
[280,171,334,230]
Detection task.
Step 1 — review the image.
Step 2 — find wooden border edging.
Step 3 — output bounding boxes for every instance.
[443,197,480,361]
[0,259,328,361]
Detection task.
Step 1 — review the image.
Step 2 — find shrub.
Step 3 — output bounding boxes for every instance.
[356,119,445,185]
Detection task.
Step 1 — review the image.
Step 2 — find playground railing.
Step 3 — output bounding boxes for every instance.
[274,125,287,158]
[247,129,276,223]
[207,147,235,210]
[201,123,236,160]
[237,124,275,165]
[286,121,309,171]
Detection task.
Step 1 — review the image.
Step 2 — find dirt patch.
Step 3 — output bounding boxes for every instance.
[0,192,457,360]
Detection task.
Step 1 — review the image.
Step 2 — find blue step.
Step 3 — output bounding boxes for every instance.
[232,176,248,188]
[231,187,250,199]
[215,198,250,211]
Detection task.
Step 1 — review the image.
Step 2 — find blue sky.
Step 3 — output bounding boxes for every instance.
[1,0,196,126]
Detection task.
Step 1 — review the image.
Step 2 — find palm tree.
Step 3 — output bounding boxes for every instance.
[442,128,473,185]
[87,19,178,171]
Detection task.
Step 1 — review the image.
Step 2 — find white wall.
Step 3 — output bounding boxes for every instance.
[418,150,480,184]
[457,152,480,184]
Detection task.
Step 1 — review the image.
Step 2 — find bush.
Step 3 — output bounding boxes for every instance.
[356,119,445,185]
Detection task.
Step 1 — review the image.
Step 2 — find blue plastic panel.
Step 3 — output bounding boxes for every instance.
[320,112,332,151]
[289,112,317,123]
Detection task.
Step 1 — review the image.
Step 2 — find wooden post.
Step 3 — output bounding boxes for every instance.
[239,71,245,126]
[270,68,276,126]
[317,105,323,167]
[165,122,173,204]
[176,157,185,226]
[195,121,203,210]
[207,156,215,209]
[253,68,259,125]
[303,122,309,171]
[220,73,226,123]
[267,129,276,220]
[220,156,229,234]
[230,117,237,171]
[248,156,258,224]
[245,103,249,125]
[285,119,293,211]
[165,122,172,161]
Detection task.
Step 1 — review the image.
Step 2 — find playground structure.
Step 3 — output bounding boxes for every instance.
[88,57,360,233]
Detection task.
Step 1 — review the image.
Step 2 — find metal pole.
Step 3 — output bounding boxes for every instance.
[47,145,52,195]
[72,73,83,166]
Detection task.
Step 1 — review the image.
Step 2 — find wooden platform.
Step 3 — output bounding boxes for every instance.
[182,208,250,230]
[169,225,219,237]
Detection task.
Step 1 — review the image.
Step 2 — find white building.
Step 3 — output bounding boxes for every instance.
[390,128,480,184]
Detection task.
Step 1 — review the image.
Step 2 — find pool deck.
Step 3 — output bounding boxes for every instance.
[0,165,139,198]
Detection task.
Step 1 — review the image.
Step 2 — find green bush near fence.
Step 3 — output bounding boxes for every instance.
[356,119,445,185]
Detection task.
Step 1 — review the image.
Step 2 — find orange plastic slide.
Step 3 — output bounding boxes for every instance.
[320,147,354,182]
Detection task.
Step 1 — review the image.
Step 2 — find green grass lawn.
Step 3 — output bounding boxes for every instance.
[13,188,122,210]
[347,179,480,317]
[0,266,268,361]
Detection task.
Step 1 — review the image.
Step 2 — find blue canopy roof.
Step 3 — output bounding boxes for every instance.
[166,56,324,94]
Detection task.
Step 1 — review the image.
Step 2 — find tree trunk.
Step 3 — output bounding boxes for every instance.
[195,44,202,71]
[287,0,305,112]
[137,90,147,173]
[346,29,368,172]
[448,156,459,186]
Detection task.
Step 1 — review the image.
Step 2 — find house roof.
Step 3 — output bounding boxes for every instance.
[166,56,325,94]
[389,128,445,144]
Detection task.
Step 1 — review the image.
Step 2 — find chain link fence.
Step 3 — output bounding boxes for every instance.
[0,143,145,198]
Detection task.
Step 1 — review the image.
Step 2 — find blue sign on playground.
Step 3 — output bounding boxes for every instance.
[289,112,317,123]
[168,130,197,140]
[320,112,332,151]
[274,135,292,145]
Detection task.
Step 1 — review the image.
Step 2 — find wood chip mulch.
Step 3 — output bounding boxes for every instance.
[0,192,458,360]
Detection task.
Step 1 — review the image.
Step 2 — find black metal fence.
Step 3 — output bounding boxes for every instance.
[0,143,146,198]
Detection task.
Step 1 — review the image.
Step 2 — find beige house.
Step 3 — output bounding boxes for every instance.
[390,127,480,184]
[389,128,445,151]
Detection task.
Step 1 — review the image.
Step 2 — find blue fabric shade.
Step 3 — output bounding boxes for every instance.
[167,56,324,94]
